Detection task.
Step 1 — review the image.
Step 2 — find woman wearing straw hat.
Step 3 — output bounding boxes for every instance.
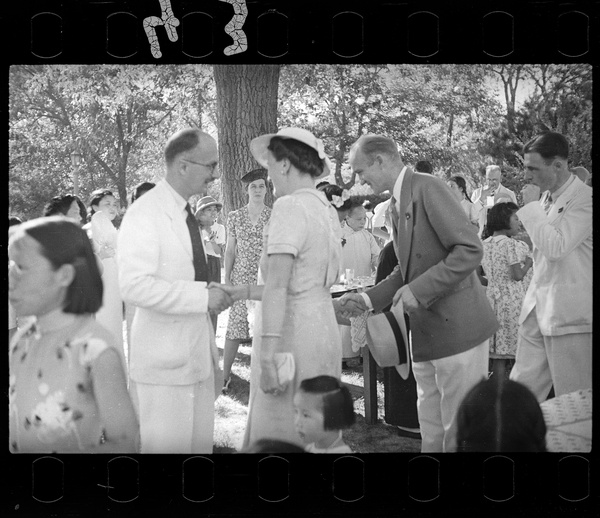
[195,195,226,332]
[221,168,271,393]
[212,127,343,448]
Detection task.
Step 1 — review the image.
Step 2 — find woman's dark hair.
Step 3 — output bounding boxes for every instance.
[15,216,103,314]
[43,194,87,224]
[243,438,306,454]
[268,136,324,178]
[299,375,355,431]
[131,182,156,204]
[483,201,519,239]
[456,377,547,452]
[87,188,115,220]
[9,216,23,227]
[321,184,352,212]
[449,176,472,203]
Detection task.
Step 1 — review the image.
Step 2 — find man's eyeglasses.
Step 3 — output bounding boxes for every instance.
[181,158,219,175]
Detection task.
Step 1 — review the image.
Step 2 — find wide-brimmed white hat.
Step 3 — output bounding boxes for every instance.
[365,298,411,380]
[250,127,332,177]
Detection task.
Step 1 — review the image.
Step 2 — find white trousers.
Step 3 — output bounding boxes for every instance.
[130,375,215,454]
[412,340,489,453]
[510,309,592,403]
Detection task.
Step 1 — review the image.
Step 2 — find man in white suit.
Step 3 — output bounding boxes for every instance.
[472,165,518,235]
[117,128,232,453]
[510,132,592,402]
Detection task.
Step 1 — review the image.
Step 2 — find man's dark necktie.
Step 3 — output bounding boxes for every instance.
[185,203,208,281]
[542,192,553,214]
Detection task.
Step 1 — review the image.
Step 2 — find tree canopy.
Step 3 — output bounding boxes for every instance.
[9,64,592,221]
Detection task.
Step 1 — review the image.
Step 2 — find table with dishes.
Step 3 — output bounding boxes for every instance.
[540,388,592,453]
[331,275,379,424]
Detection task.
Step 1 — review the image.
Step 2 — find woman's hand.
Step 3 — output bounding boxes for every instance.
[260,352,285,396]
[207,282,247,301]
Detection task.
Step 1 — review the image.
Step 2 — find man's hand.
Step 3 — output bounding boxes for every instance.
[392,285,420,313]
[208,286,233,314]
[338,293,368,319]
[521,184,541,205]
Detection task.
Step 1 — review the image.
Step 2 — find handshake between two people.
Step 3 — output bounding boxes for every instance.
[334,285,420,320]
[207,282,251,314]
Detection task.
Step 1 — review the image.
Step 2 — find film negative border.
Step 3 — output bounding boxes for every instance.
[4,0,598,516]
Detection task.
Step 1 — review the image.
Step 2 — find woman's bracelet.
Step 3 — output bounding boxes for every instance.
[262,332,282,338]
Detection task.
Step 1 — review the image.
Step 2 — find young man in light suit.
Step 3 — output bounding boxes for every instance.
[339,135,498,452]
[117,129,232,453]
[510,132,592,402]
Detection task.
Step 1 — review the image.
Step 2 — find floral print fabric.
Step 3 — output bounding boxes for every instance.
[225,205,271,340]
[9,316,121,453]
[481,235,533,358]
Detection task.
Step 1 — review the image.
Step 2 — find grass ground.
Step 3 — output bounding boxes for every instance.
[212,308,421,454]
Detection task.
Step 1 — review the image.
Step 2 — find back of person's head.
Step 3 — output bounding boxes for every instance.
[243,438,306,453]
[11,216,103,314]
[299,375,355,431]
[268,136,325,178]
[44,194,78,217]
[131,181,156,204]
[322,184,352,212]
[415,160,433,174]
[523,131,569,162]
[351,134,399,165]
[456,377,546,452]
[449,175,471,201]
[484,201,519,237]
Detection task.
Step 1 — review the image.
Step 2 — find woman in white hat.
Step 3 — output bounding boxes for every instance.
[212,127,343,448]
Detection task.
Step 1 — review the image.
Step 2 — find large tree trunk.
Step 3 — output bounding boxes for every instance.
[213,65,280,219]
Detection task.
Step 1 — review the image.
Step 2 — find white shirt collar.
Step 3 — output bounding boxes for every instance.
[392,165,408,209]
[163,179,192,216]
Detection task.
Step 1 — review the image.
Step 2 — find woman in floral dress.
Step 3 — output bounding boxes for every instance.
[8,217,138,453]
[481,202,534,378]
[222,169,272,392]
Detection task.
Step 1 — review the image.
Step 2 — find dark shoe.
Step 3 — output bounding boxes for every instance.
[396,426,421,440]
[222,376,232,394]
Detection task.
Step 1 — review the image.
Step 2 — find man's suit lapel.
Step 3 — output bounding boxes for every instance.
[396,168,414,281]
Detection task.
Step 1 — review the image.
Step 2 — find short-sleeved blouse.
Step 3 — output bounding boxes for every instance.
[9,316,123,453]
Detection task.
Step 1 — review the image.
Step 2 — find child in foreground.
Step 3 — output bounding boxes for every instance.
[293,375,355,453]
[8,217,138,453]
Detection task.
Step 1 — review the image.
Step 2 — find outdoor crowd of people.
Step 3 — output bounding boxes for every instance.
[8,127,592,455]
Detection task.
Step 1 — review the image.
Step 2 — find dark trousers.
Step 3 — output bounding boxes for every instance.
[376,242,419,429]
